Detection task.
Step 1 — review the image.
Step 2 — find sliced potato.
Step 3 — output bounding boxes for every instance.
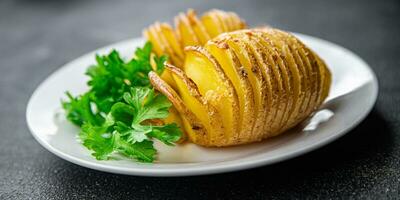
[144,9,246,68]
[212,9,229,33]
[250,31,291,136]
[168,64,228,146]
[153,22,183,67]
[159,23,185,62]
[264,29,305,129]
[223,34,268,141]
[201,10,224,38]
[150,53,178,90]
[259,40,288,136]
[286,34,319,119]
[238,34,274,140]
[186,9,211,44]
[183,46,240,145]
[163,107,187,143]
[322,61,332,101]
[205,40,254,144]
[228,12,246,30]
[273,30,313,124]
[258,31,301,133]
[286,39,310,124]
[227,31,284,135]
[149,71,208,145]
[242,35,277,137]
[300,44,324,111]
[175,13,199,47]
[314,52,331,104]
[150,26,331,146]
[143,26,164,56]
[222,11,235,31]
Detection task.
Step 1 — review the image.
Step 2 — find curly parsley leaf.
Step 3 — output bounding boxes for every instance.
[123,87,171,124]
[110,88,182,145]
[79,122,157,162]
[114,136,156,163]
[149,123,182,146]
[79,123,114,160]
[78,88,182,162]
[61,92,104,126]
[62,42,182,163]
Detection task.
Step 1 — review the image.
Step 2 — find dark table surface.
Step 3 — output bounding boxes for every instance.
[1,0,399,199]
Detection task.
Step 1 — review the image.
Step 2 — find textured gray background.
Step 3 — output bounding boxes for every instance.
[1,0,399,199]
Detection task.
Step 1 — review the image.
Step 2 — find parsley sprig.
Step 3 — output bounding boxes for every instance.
[62,42,182,163]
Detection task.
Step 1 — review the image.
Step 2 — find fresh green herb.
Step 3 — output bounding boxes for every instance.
[61,42,181,163]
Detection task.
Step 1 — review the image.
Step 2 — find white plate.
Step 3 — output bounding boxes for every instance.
[26,33,378,176]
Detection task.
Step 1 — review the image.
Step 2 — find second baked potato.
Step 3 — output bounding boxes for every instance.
[143,9,247,67]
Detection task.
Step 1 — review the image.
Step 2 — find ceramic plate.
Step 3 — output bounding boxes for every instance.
[26,33,378,176]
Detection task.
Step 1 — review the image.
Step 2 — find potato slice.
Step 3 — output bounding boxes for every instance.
[228,12,246,30]
[186,9,211,45]
[143,27,164,56]
[224,12,236,31]
[282,34,319,119]
[322,60,332,101]
[273,30,316,123]
[212,9,229,33]
[299,44,325,111]
[242,35,278,138]
[149,53,178,90]
[288,34,330,115]
[169,64,231,145]
[152,22,184,67]
[222,34,268,141]
[163,107,187,143]
[296,48,317,117]
[309,51,331,109]
[149,71,208,145]
[159,23,185,62]
[259,30,302,133]
[253,35,289,137]
[221,12,235,31]
[183,46,241,145]
[238,34,276,140]
[201,10,224,38]
[205,40,254,144]
[201,10,246,38]
[175,13,199,47]
[259,31,295,132]
[251,31,291,136]
[312,52,331,104]
[266,29,307,129]
[301,48,329,112]
[284,37,311,123]
[275,30,319,124]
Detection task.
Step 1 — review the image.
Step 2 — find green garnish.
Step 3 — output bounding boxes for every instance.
[62,42,181,163]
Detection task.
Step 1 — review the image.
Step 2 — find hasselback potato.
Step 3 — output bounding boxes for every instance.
[149,27,331,147]
[144,9,331,146]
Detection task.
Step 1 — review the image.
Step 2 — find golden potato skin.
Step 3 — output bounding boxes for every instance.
[143,9,247,67]
[150,28,331,147]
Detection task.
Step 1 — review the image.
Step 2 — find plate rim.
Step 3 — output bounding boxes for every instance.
[26,33,379,177]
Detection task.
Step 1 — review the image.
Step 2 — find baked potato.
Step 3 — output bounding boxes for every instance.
[149,27,331,147]
[144,9,331,146]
